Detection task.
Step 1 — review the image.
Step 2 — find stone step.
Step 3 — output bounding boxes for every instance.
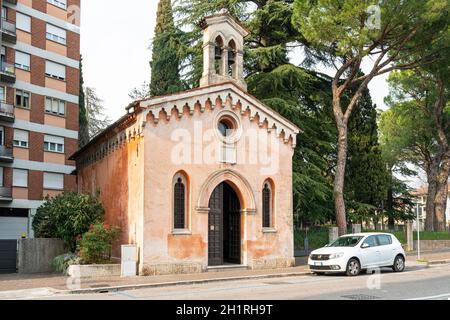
[206,265,249,273]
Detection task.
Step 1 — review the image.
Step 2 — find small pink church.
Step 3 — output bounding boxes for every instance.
[71,13,300,275]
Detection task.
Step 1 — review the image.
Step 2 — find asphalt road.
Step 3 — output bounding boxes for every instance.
[39,263,450,300]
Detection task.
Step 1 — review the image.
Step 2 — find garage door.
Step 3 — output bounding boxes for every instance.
[0,217,28,240]
[0,240,16,273]
[0,217,28,273]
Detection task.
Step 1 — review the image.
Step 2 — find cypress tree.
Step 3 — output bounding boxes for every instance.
[150,0,183,97]
[345,88,389,226]
[79,56,89,147]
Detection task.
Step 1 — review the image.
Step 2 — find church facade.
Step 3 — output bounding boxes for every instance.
[71,13,300,276]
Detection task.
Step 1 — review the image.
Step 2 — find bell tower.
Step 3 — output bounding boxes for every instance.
[199,11,249,91]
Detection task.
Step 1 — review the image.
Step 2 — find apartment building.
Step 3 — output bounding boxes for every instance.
[0,0,80,242]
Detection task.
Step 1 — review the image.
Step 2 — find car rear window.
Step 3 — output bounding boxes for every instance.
[377,235,392,246]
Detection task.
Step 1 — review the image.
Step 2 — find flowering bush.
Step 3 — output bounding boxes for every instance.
[77,222,120,264]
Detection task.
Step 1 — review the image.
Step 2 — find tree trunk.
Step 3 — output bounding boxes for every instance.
[425,161,439,231]
[387,185,395,230]
[334,122,348,236]
[434,158,450,231]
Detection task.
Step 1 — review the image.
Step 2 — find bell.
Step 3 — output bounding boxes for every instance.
[215,46,222,60]
[228,49,236,65]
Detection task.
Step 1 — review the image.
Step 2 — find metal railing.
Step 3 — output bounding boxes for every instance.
[0,101,14,118]
[1,18,16,35]
[0,186,12,199]
[0,145,13,158]
[0,62,15,76]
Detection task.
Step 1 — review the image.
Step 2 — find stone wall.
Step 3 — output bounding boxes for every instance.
[17,239,66,274]
[413,240,450,251]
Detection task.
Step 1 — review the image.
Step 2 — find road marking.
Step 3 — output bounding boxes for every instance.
[407,293,450,300]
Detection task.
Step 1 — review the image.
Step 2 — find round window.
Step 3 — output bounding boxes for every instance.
[218,118,235,137]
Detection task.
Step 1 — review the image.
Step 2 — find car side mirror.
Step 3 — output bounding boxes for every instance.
[361,243,370,249]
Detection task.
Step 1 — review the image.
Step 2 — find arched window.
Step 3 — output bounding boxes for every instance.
[173,175,187,230]
[214,36,224,75]
[262,182,272,228]
[227,39,237,78]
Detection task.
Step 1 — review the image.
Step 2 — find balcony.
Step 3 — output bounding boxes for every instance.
[0,101,14,123]
[3,0,18,5]
[1,18,17,44]
[0,146,14,163]
[0,187,13,202]
[0,62,15,84]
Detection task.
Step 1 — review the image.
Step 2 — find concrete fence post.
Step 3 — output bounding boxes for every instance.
[406,221,414,252]
[352,224,362,234]
[329,227,339,244]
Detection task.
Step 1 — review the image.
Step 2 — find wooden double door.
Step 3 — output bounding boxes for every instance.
[208,182,241,266]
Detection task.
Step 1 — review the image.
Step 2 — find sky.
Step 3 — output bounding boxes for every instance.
[81,0,391,122]
[81,0,157,121]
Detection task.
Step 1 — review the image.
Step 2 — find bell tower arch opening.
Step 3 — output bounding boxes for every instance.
[199,10,250,91]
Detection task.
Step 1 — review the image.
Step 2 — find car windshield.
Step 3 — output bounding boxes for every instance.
[329,236,363,247]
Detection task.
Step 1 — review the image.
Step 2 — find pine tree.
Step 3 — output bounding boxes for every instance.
[84,87,111,139]
[150,0,184,97]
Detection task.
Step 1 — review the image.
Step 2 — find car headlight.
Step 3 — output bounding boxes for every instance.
[329,252,344,259]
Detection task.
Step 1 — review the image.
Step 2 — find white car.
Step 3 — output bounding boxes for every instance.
[308,233,406,276]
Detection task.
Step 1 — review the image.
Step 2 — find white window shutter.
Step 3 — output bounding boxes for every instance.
[44,135,64,145]
[15,52,31,69]
[45,61,66,79]
[43,172,64,189]
[13,169,28,188]
[14,130,29,143]
[16,13,31,32]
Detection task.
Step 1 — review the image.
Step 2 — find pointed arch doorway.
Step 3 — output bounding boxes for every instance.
[208,182,241,266]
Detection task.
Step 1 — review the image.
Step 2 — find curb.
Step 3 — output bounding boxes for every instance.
[63,270,312,295]
[427,259,450,266]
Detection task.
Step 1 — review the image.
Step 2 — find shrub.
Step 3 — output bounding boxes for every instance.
[52,253,81,275]
[77,222,120,264]
[32,192,105,252]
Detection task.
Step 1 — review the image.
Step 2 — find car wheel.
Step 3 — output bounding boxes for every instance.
[346,258,361,276]
[393,255,405,272]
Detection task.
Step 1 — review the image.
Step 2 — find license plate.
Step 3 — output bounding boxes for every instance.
[314,262,323,266]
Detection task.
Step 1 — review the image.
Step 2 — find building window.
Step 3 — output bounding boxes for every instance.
[43,172,64,190]
[217,115,239,164]
[45,61,66,81]
[13,129,29,148]
[13,169,28,188]
[0,167,3,187]
[0,126,4,146]
[16,13,31,33]
[0,86,5,102]
[47,0,67,10]
[173,173,189,230]
[16,90,30,109]
[44,135,64,153]
[15,51,31,71]
[45,97,65,116]
[262,181,273,228]
[46,24,67,45]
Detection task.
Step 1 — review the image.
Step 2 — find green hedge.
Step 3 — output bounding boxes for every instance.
[294,228,450,249]
[390,231,450,244]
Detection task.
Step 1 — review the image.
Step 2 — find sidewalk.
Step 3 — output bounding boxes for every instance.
[0,265,310,294]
